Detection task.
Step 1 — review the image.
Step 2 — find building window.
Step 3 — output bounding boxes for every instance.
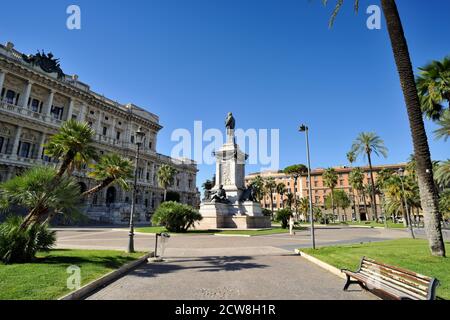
[131,135,135,143]
[105,116,109,120]
[50,106,64,120]
[102,127,107,136]
[30,98,42,113]
[71,114,78,120]
[0,137,4,153]
[188,179,193,189]
[177,179,180,187]
[18,142,31,158]
[149,141,153,150]
[116,131,121,140]
[5,90,16,104]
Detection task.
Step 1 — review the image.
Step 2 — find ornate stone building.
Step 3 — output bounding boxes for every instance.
[0,41,199,224]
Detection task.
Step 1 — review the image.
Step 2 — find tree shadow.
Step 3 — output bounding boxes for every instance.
[131,255,268,278]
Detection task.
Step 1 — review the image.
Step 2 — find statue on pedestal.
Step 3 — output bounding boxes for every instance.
[225,112,236,143]
[210,185,230,204]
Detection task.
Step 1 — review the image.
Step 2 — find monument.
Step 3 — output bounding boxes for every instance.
[196,113,271,229]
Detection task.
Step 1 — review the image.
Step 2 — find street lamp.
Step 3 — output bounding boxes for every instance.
[398,168,415,239]
[299,124,316,249]
[128,127,146,253]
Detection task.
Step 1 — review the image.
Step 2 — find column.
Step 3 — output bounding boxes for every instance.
[45,90,55,116]
[143,161,148,182]
[0,70,6,94]
[110,117,116,139]
[96,111,103,134]
[20,81,32,108]
[12,126,22,157]
[66,98,74,121]
[37,133,46,160]
[79,103,87,122]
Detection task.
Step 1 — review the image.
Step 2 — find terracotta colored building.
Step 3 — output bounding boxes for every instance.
[245,164,407,221]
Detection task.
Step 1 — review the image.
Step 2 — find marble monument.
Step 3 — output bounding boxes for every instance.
[196,113,271,229]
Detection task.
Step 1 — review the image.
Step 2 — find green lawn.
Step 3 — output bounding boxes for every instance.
[135,226,301,236]
[0,249,144,300]
[302,239,450,300]
[344,221,405,229]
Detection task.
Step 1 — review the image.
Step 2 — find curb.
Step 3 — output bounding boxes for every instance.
[295,250,346,280]
[59,252,153,300]
[213,234,252,237]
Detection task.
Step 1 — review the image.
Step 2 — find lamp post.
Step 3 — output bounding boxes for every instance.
[299,124,316,249]
[128,127,146,253]
[398,168,415,239]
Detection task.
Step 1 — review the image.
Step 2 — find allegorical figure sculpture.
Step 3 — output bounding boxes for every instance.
[22,50,65,80]
[210,185,229,203]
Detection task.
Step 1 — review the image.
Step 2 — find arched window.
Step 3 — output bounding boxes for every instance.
[5,90,16,104]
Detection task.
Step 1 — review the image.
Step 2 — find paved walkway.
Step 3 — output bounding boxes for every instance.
[55,226,415,300]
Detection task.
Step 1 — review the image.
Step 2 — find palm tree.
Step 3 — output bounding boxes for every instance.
[298,196,310,221]
[377,168,395,226]
[45,120,97,178]
[349,167,366,222]
[286,192,294,209]
[276,183,287,208]
[322,0,446,258]
[157,164,178,202]
[435,160,450,190]
[416,56,450,121]
[347,151,358,219]
[82,154,134,196]
[249,175,265,202]
[434,110,450,141]
[323,168,338,222]
[264,177,277,219]
[0,166,81,226]
[351,132,388,221]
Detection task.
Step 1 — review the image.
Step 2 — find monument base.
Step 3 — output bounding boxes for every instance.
[195,202,271,230]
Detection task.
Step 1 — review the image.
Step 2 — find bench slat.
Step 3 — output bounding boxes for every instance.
[360,266,429,293]
[346,272,425,300]
[342,257,437,300]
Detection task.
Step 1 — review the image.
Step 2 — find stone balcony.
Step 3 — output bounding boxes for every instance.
[0,152,51,168]
[0,100,62,128]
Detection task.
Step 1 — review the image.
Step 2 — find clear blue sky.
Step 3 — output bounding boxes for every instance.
[1,0,449,188]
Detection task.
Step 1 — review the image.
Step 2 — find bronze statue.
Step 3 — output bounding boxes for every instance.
[225,112,235,131]
[210,185,229,203]
[22,50,64,80]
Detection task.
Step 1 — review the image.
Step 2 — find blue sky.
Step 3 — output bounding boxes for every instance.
[1,0,449,188]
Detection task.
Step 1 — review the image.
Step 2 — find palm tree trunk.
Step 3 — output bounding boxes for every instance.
[331,189,335,223]
[82,178,115,197]
[381,0,445,256]
[355,191,361,222]
[164,189,167,202]
[270,192,274,220]
[362,188,368,221]
[366,152,378,221]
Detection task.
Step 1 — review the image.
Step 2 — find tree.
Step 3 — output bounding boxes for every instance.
[322,0,446,257]
[323,168,338,222]
[346,151,358,219]
[0,167,81,226]
[349,167,366,221]
[283,165,307,218]
[376,168,395,226]
[82,154,134,196]
[435,160,450,190]
[44,120,97,178]
[434,110,450,141]
[286,192,295,209]
[416,56,450,121]
[249,175,265,202]
[351,132,388,221]
[276,183,287,208]
[264,177,277,219]
[157,164,178,202]
[298,197,310,221]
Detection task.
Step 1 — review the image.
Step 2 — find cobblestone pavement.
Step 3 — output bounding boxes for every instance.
[54,226,418,300]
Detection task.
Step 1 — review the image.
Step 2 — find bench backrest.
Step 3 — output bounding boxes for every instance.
[358,257,439,300]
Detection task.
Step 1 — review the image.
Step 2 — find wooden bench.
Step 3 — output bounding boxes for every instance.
[342,257,439,300]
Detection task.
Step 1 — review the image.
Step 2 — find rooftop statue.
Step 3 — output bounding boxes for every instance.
[22,50,64,80]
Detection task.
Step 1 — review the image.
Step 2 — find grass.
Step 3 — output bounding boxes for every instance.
[343,221,405,229]
[135,226,302,236]
[0,249,144,300]
[301,239,450,300]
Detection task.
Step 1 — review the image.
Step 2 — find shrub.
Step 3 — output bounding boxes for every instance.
[262,208,272,217]
[275,208,293,229]
[0,216,56,264]
[151,201,202,233]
